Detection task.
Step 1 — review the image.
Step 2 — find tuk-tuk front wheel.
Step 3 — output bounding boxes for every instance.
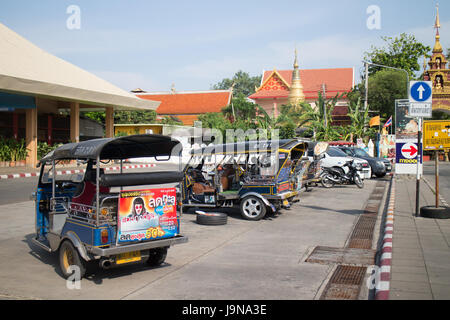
[147,247,168,267]
[240,196,267,221]
[59,240,86,279]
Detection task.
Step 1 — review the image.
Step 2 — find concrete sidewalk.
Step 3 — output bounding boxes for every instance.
[390,175,450,300]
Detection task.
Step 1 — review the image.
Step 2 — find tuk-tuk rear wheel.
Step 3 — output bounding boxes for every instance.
[146,247,168,267]
[59,240,87,279]
[240,196,267,221]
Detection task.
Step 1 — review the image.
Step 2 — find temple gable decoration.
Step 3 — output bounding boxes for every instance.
[257,70,291,93]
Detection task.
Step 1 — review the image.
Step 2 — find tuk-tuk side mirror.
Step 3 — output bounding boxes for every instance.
[155,155,170,161]
[42,173,51,183]
[314,153,326,160]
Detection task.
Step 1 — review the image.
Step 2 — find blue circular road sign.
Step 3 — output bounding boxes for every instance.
[410,81,432,102]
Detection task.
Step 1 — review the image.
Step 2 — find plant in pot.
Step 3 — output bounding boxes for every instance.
[0,138,11,167]
[16,139,28,166]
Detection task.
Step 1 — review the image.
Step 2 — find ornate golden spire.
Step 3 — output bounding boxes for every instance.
[433,3,443,53]
[293,48,299,69]
[435,3,441,29]
[288,48,305,105]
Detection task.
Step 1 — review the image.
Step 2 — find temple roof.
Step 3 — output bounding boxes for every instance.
[249,68,354,100]
[136,90,232,115]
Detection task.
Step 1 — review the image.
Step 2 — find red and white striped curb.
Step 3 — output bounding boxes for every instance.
[0,164,156,180]
[375,176,395,300]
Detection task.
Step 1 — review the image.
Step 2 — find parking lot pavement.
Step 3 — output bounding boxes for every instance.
[0,180,377,300]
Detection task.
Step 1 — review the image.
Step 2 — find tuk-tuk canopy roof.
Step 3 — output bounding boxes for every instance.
[40,134,180,162]
[191,139,308,156]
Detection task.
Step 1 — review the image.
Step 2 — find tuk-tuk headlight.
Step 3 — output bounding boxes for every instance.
[101,207,109,216]
[101,229,109,244]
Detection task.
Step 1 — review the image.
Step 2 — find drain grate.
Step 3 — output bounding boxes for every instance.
[369,193,384,200]
[347,217,377,249]
[309,179,388,299]
[306,246,376,266]
[347,239,372,249]
[376,181,387,188]
[364,204,379,215]
[330,265,367,285]
[320,265,367,300]
[349,215,377,240]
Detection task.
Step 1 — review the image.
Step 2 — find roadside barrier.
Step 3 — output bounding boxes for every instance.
[375,176,395,300]
[0,164,156,180]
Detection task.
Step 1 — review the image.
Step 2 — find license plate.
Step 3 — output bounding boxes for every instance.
[116,251,141,265]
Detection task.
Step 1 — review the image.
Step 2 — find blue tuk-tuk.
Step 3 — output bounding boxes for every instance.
[180,139,308,220]
[31,134,188,279]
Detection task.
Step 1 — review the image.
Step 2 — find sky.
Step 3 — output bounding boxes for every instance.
[0,0,449,92]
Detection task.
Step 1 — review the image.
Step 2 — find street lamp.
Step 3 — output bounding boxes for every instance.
[362,61,410,112]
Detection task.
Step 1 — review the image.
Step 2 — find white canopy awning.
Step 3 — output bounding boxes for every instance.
[0,23,160,111]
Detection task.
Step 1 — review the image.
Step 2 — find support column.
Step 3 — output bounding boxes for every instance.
[105,106,114,138]
[25,107,38,167]
[47,114,53,145]
[273,99,278,118]
[13,112,19,140]
[70,102,80,143]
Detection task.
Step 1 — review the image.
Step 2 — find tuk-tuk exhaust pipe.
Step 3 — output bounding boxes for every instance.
[99,259,113,269]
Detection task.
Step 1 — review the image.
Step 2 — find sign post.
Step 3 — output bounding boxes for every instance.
[424,120,450,209]
[395,99,419,175]
[409,81,432,217]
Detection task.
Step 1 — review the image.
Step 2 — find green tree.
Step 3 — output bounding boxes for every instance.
[83,110,158,125]
[114,110,158,124]
[212,70,262,97]
[446,48,450,61]
[222,96,259,122]
[364,33,430,79]
[197,112,232,138]
[367,69,407,119]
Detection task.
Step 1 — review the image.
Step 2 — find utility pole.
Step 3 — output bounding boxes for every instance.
[230,82,236,121]
[322,83,327,127]
[364,62,369,112]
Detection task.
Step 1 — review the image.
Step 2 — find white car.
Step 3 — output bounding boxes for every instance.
[320,147,372,179]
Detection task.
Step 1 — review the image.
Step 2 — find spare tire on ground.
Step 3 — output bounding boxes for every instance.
[196,211,228,225]
[420,206,450,219]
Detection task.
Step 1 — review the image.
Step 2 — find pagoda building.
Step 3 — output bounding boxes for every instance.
[249,50,354,125]
[423,5,450,113]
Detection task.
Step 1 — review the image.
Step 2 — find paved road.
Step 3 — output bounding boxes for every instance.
[423,162,450,204]
[0,178,379,300]
[0,162,179,205]
[0,177,37,205]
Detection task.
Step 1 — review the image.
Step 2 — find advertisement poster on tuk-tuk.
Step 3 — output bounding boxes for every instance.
[118,188,178,244]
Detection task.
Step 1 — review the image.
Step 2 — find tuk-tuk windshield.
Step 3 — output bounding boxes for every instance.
[40,161,88,184]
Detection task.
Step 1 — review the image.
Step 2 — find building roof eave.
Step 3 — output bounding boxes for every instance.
[0,75,160,110]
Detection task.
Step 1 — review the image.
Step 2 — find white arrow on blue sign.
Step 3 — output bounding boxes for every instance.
[409,81,432,103]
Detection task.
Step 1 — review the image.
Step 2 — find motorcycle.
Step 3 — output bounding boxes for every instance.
[320,159,364,189]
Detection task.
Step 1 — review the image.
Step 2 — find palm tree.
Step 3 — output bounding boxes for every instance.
[295,92,345,141]
[346,98,378,143]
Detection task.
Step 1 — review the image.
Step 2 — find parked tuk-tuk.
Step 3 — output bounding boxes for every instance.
[31,134,188,279]
[298,141,329,190]
[180,139,309,221]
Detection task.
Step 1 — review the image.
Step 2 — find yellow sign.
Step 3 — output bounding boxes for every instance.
[423,120,450,150]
